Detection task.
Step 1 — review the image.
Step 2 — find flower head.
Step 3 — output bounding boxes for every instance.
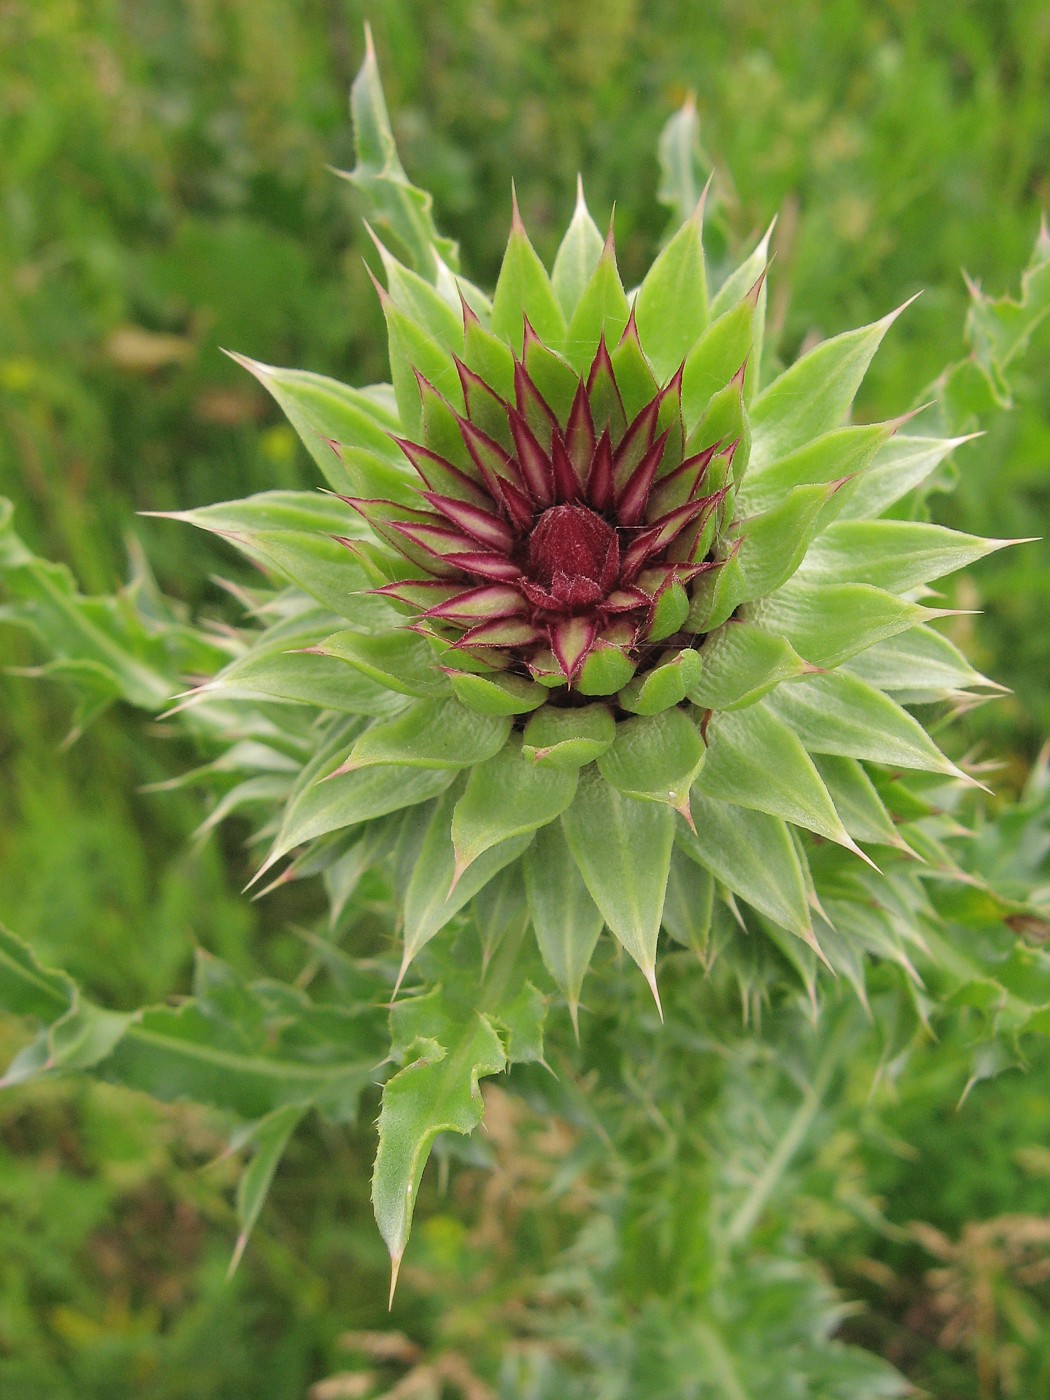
[236,170,1009,1019]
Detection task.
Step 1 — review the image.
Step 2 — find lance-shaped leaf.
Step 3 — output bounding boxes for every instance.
[369,232,465,348]
[680,292,755,427]
[618,647,703,715]
[635,200,709,380]
[750,300,913,468]
[380,292,464,438]
[202,647,408,717]
[451,736,578,878]
[561,768,675,1003]
[662,849,716,962]
[401,787,533,973]
[263,764,457,876]
[843,623,1004,701]
[655,94,710,229]
[800,520,1015,593]
[756,581,933,667]
[698,479,847,631]
[525,822,604,1032]
[229,1105,308,1276]
[341,27,459,280]
[313,628,449,698]
[812,756,903,848]
[551,179,604,318]
[161,489,366,540]
[340,696,511,772]
[838,433,976,520]
[768,671,973,780]
[230,528,387,624]
[564,233,631,371]
[698,705,864,856]
[598,709,706,816]
[373,991,506,1295]
[679,795,813,942]
[739,420,893,513]
[227,357,401,490]
[490,198,567,353]
[687,620,809,711]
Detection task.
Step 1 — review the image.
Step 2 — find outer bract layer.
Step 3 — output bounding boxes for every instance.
[223,170,1008,1016]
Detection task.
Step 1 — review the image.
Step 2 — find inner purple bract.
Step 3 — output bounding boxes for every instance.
[523,504,620,610]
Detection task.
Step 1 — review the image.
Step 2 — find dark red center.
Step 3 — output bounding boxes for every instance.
[526,504,620,591]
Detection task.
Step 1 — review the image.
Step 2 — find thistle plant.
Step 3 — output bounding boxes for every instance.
[2,32,1049,1383]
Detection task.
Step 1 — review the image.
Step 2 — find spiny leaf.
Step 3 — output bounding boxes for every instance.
[800,520,1017,593]
[562,768,675,1002]
[768,672,972,781]
[635,199,708,380]
[490,201,567,353]
[341,697,511,771]
[551,179,605,319]
[341,28,459,280]
[698,704,862,854]
[680,796,813,942]
[373,994,505,1294]
[525,823,604,1032]
[750,301,914,468]
[452,736,578,877]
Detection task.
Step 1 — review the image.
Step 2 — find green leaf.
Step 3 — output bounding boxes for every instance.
[739,421,893,514]
[618,647,702,715]
[227,357,401,492]
[448,669,548,716]
[229,1105,307,1275]
[834,434,969,521]
[524,823,603,1031]
[635,203,708,380]
[698,480,846,631]
[342,28,459,279]
[680,796,813,941]
[490,207,567,353]
[768,672,969,779]
[598,710,705,814]
[314,628,449,698]
[843,623,1003,701]
[0,923,76,1023]
[205,646,407,717]
[521,703,616,769]
[750,304,910,468]
[402,787,533,971]
[656,96,710,230]
[161,489,362,540]
[264,764,456,875]
[562,769,675,995]
[687,620,809,710]
[800,520,1013,593]
[370,234,465,348]
[698,705,859,852]
[680,295,755,428]
[381,296,464,439]
[373,990,506,1288]
[710,221,774,318]
[551,180,605,319]
[755,582,932,667]
[452,736,578,876]
[662,849,715,961]
[811,756,902,847]
[343,697,511,771]
[563,238,631,372]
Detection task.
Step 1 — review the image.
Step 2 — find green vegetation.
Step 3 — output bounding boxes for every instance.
[2,3,1049,1396]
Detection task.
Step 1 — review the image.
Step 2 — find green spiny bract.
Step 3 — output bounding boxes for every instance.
[165,54,1013,1027]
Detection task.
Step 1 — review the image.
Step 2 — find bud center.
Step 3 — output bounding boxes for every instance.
[526,504,620,590]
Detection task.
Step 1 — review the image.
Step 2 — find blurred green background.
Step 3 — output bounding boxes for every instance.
[1,1,1049,1395]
